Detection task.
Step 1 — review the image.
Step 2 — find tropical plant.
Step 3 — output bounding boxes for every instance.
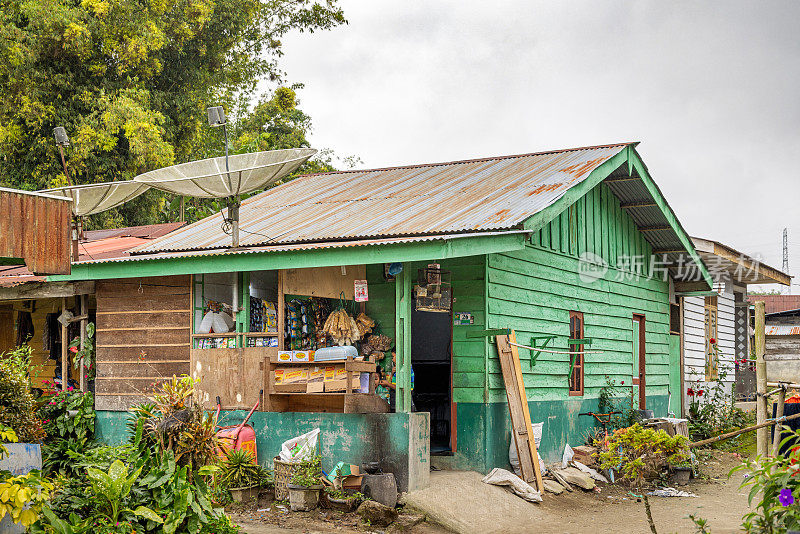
[0,427,53,528]
[0,345,46,442]
[731,428,800,532]
[598,424,690,534]
[291,455,322,488]
[41,438,92,478]
[686,367,754,445]
[219,449,269,489]
[68,323,96,380]
[39,390,96,442]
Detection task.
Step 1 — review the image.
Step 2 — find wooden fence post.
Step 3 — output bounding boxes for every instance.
[755,300,767,457]
[772,387,786,457]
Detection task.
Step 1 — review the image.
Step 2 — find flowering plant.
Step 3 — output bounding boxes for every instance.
[732,428,800,532]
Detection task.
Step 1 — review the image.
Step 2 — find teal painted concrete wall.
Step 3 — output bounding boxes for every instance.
[438,395,669,471]
[96,410,430,491]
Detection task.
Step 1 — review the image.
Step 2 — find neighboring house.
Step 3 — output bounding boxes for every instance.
[0,223,184,387]
[764,308,800,386]
[747,294,800,314]
[41,143,712,488]
[683,237,790,405]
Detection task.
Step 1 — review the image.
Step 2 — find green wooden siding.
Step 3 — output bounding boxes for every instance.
[487,181,671,403]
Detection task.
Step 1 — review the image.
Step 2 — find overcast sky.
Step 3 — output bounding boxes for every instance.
[280,1,800,289]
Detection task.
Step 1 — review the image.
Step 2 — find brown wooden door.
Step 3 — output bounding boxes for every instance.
[632,314,646,409]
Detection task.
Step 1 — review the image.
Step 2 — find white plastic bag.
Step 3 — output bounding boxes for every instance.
[482,468,542,503]
[509,422,544,477]
[198,311,215,334]
[279,428,320,462]
[561,443,574,469]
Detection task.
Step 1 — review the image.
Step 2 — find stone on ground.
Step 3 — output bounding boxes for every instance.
[357,499,398,527]
[553,467,595,490]
[542,479,564,495]
[388,513,425,532]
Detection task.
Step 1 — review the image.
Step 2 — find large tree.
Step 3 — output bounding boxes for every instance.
[0,0,345,227]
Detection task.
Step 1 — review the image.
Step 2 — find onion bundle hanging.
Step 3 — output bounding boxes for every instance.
[322,309,361,346]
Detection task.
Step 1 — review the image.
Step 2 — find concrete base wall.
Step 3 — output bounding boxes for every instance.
[435,395,669,472]
[96,410,430,492]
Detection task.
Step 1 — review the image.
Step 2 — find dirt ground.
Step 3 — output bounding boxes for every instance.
[231,449,752,534]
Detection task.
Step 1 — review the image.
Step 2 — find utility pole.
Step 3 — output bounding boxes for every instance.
[783,228,790,294]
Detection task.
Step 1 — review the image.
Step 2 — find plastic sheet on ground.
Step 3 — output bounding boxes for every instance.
[647,487,697,497]
[481,468,543,503]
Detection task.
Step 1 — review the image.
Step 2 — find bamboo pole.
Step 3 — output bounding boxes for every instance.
[772,388,787,457]
[79,294,87,392]
[690,411,800,449]
[755,301,767,457]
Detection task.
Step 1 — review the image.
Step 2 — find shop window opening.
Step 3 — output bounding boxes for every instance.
[569,311,584,396]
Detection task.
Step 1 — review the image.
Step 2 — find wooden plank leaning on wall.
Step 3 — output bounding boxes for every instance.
[94,276,192,411]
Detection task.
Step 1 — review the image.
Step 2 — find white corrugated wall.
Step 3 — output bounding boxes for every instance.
[683,283,735,400]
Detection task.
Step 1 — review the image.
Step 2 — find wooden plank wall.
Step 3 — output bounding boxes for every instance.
[95,276,191,410]
[683,287,735,390]
[486,181,673,403]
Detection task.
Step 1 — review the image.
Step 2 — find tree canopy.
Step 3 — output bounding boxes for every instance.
[0,0,346,227]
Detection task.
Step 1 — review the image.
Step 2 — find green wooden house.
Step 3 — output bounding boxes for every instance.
[51,142,711,488]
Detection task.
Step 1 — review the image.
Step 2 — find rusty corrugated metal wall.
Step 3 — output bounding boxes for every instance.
[0,188,71,275]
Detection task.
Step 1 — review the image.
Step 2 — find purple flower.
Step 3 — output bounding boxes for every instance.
[780,488,795,506]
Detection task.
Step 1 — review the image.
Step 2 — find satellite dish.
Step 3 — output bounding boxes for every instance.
[132,148,317,198]
[133,147,317,248]
[42,181,150,217]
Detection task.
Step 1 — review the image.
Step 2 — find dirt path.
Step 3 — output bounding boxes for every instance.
[231,450,751,534]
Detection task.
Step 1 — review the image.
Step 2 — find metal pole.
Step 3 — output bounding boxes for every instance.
[755,300,768,457]
[772,387,786,457]
[221,122,240,248]
[57,144,74,187]
[61,297,68,392]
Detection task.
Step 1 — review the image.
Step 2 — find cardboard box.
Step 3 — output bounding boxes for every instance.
[283,368,309,383]
[324,378,359,392]
[292,350,315,363]
[306,366,324,393]
[277,351,293,362]
[323,366,337,382]
[306,381,324,393]
[273,366,308,392]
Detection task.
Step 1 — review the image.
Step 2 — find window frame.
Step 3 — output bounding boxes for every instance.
[704,296,719,380]
[569,310,584,396]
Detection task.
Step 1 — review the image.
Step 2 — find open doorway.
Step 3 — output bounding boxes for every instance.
[411,306,453,455]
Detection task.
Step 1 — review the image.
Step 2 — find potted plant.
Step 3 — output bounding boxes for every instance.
[323,487,363,512]
[220,448,267,502]
[287,455,323,511]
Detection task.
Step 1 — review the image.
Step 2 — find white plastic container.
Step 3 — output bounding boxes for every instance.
[314,345,358,362]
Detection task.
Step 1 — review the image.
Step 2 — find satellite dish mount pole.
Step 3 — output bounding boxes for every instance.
[208,106,240,248]
[53,127,80,262]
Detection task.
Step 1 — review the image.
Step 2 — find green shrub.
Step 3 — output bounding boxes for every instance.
[219,449,269,489]
[0,346,45,442]
[39,390,96,442]
[291,455,322,488]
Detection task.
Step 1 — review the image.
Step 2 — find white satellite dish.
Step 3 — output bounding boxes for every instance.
[42,180,150,217]
[132,148,317,198]
[133,148,317,247]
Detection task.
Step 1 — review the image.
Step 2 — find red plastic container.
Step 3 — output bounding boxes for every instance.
[217,424,257,461]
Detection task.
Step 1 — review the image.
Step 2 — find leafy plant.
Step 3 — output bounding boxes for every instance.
[86,460,162,525]
[39,390,96,441]
[69,323,96,380]
[598,424,690,534]
[0,345,46,442]
[597,376,636,431]
[732,428,800,532]
[291,455,322,488]
[687,367,754,447]
[42,438,93,478]
[220,449,268,489]
[0,424,53,527]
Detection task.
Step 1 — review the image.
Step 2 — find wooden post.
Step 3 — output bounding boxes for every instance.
[79,294,87,392]
[772,387,786,457]
[394,264,412,413]
[755,300,768,457]
[61,297,68,392]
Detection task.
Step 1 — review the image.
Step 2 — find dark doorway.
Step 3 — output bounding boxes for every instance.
[411,307,453,454]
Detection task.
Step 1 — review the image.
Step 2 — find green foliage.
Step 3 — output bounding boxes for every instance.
[731,428,800,533]
[219,449,269,489]
[290,455,322,488]
[0,0,346,228]
[0,470,53,528]
[598,424,690,487]
[42,438,92,478]
[68,323,95,379]
[687,368,754,447]
[39,390,96,441]
[597,375,636,431]
[0,345,45,442]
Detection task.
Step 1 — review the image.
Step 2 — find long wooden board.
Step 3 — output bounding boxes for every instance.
[496,331,544,492]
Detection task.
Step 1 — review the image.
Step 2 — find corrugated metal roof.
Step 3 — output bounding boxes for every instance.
[77,231,529,265]
[135,143,631,254]
[0,222,185,288]
[766,325,800,336]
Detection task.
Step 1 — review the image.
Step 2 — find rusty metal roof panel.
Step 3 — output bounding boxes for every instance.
[766,325,800,336]
[80,231,529,265]
[135,144,630,254]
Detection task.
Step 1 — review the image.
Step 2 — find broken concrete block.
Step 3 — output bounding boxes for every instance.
[554,467,595,490]
[572,445,597,467]
[550,470,573,492]
[542,479,564,495]
[361,473,398,507]
[357,500,398,527]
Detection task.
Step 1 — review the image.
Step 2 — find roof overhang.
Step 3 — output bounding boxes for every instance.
[0,280,95,301]
[49,231,528,281]
[691,237,791,286]
[521,145,713,292]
